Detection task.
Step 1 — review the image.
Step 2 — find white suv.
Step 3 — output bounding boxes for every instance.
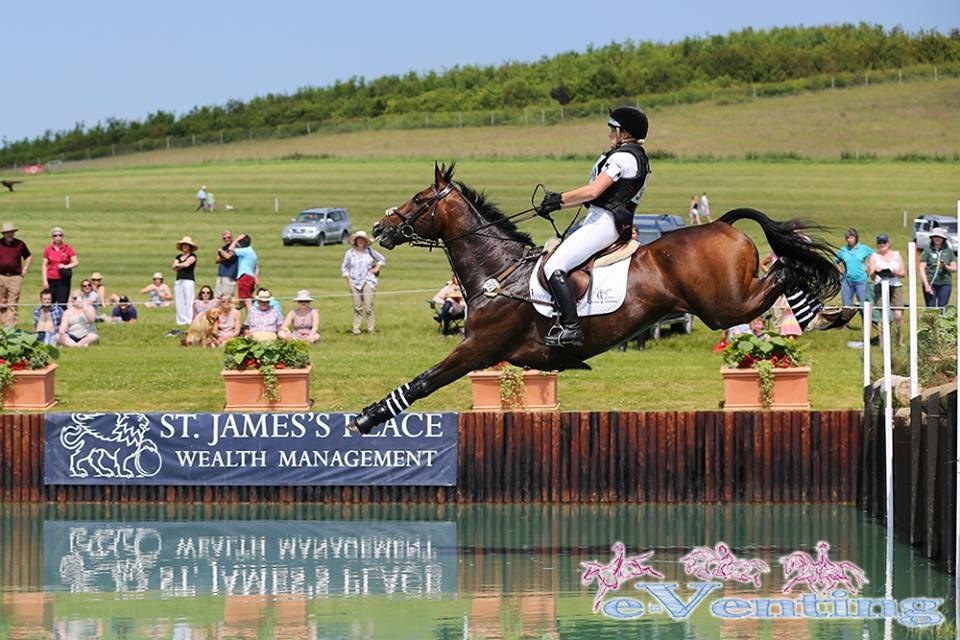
[912,214,958,252]
[281,208,352,246]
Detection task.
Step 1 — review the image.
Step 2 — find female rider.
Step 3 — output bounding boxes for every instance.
[536,106,651,347]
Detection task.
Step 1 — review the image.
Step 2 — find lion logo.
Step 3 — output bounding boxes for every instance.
[59,413,161,478]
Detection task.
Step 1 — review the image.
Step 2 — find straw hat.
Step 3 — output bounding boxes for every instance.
[152,272,164,280]
[349,229,371,245]
[176,236,198,250]
[90,272,103,280]
[929,227,950,240]
[1,223,17,233]
[294,289,313,302]
[256,289,273,302]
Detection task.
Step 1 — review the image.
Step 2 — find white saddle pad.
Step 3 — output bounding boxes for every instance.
[529,255,631,318]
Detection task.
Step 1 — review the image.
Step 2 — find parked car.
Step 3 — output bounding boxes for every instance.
[281,208,352,246]
[912,214,958,252]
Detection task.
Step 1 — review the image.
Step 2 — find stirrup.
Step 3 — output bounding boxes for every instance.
[545,322,584,347]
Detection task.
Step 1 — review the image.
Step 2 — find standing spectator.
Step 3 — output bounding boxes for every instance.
[215,230,238,298]
[688,196,701,225]
[215,294,242,345]
[228,233,258,309]
[42,227,78,309]
[867,233,906,344]
[205,191,216,212]
[247,288,284,340]
[33,289,61,345]
[835,228,874,321]
[58,292,98,347]
[0,222,32,326]
[196,185,207,211]
[342,230,385,335]
[431,273,466,336]
[918,227,957,308]
[109,296,138,324]
[280,290,321,343]
[141,272,173,307]
[193,285,217,317]
[172,236,198,325]
[699,192,713,222]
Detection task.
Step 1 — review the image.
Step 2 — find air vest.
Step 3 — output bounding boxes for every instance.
[587,142,651,232]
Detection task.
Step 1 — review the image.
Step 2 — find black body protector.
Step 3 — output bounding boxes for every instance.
[587,141,651,240]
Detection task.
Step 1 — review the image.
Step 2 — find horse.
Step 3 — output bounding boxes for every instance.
[350,163,842,434]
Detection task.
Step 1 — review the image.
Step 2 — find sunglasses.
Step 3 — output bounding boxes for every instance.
[52,233,63,237]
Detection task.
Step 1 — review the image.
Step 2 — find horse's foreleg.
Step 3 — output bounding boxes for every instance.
[351,338,500,434]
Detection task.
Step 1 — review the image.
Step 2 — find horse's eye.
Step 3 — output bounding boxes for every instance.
[412,194,423,205]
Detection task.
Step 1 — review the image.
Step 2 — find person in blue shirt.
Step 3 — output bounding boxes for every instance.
[227,233,259,310]
[835,228,874,322]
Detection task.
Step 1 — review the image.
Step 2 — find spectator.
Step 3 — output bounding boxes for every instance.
[279,289,321,344]
[0,222,32,327]
[206,191,215,212]
[835,228,874,322]
[215,230,238,298]
[431,273,465,336]
[77,278,99,310]
[109,296,138,324]
[342,230,385,335]
[919,227,957,308]
[58,292,98,347]
[246,288,283,340]
[749,317,767,338]
[42,227,78,309]
[33,289,61,346]
[228,233,258,309]
[196,185,207,211]
[89,272,119,307]
[699,192,713,223]
[867,233,906,345]
[215,294,242,345]
[141,272,173,308]
[193,285,216,317]
[688,196,701,225]
[172,236,198,325]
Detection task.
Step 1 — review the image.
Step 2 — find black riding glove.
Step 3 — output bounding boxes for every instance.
[537,191,563,217]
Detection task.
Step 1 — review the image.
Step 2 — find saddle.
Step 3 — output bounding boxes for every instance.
[536,238,640,300]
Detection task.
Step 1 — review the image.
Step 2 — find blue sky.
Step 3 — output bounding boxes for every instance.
[4,0,957,142]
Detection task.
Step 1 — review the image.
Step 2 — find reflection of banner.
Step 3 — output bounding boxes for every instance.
[45,412,457,486]
[44,520,457,596]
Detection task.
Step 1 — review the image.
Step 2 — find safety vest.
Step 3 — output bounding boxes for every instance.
[587,142,650,232]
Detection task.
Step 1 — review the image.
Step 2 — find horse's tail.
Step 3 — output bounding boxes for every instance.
[719,208,841,302]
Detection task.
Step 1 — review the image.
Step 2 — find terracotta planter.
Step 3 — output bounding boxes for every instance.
[468,369,559,411]
[222,365,312,411]
[2,364,57,410]
[721,365,810,411]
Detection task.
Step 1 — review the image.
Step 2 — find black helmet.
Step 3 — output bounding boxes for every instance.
[608,106,648,140]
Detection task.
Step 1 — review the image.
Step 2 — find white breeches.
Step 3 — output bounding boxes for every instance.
[544,208,620,275]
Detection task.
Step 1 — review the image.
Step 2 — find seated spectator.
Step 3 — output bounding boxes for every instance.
[58,292,98,347]
[90,272,119,307]
[246,288,283,340]
[279,290,320,344]
[109,296,138,323]
[431,274,465,336]
[33,289,62,346]
[215,294,242,345]
[749,317,767,338]
[140,272,173,307]
[193,285,216,317]
[77,278,100,309]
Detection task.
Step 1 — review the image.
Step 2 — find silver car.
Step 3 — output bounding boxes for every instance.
[281,208,352,246]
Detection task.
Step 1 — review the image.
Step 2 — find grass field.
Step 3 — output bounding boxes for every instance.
[0,156,955,413]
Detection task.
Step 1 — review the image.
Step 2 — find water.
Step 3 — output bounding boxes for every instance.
[0,503,955,639]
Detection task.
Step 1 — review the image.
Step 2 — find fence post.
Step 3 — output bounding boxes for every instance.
[111,144,116,157]
[458,112,463,127]
[274,197,279,213]
[65,195,70,210]
[490,113,495,126]
[903,210,908,227]
[831,76,835,89]
[306,122,311,135]
[540,109,545,125]
[425,113,429,128]
[166,137,170,150]
[191,134,196,146]
[220,130,224,144]
[898,69,902,84]
[752,85,757,98]
[865,72,869,86]
[934,66,938,81]
[249,129,253,140]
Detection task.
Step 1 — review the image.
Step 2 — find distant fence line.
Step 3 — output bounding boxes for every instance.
[2,62,958,170]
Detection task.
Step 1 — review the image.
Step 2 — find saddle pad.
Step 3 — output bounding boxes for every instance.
[529,255,631,318]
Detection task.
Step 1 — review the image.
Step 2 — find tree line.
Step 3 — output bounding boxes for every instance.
[3,23,959,166]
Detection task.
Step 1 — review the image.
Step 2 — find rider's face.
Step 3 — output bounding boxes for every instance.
[608,126,619,147]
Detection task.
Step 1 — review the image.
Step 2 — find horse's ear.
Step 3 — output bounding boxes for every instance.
[434,161,444,187]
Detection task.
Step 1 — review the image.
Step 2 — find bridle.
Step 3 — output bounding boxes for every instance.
[381,182,456,249]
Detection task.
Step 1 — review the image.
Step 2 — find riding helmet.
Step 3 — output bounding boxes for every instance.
[608,106,648,140]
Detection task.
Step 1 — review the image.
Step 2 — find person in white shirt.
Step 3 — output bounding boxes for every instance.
[196,185,207,211]
[341,230,386,335]
[700,192,712,222]
[867,233,906,344]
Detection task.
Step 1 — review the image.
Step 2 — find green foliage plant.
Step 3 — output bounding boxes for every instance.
[0,328,59,409]
[721,332,804,408]
[222,337,311,402]
[916,305,957,387]
[495,363,527,409]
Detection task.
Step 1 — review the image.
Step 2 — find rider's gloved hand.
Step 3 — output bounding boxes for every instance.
[537,191,563,217]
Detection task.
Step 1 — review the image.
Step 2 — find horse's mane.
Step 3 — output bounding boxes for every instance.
[449,172,534,247]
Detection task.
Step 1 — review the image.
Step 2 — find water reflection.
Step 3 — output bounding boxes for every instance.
[0,503,954,639]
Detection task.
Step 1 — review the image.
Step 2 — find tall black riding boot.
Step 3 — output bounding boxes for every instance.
[545,270,584,347]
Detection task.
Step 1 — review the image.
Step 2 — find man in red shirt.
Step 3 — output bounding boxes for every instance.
[0,223,32,326]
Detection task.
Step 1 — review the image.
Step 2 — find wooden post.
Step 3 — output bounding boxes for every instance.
[490,113,494,126]
[831,76,835,89]
[458,112,463,127]
[166,137,170,150]
[65,195,70,210]
[220,130,224,144]
[306,122,311,135]
[865,72,869,86]
[425,113,429,128]
[111,144,116,156]
[274,197,279,213]
[191,133,196,146]
[752,85,757,98]
[898,69,902,84]
[934,66,938,81]
[540,109,545,125]
[249,128,253,140]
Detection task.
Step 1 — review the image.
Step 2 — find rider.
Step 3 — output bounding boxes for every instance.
[536,105,651,347]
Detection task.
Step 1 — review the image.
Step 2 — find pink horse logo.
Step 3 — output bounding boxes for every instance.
[581,542,665,612]
[779,541,868,594]
[680,542,770,588]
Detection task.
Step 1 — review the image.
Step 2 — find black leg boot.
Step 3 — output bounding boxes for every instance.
[545,270,584,347]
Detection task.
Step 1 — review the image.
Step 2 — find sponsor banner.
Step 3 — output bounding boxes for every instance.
[45,520,457,596]
[45,412,457,486]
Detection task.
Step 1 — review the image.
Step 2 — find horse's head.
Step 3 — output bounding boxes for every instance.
[374,162,458,249]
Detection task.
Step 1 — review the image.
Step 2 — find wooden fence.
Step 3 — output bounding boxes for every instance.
[1,410,862,504]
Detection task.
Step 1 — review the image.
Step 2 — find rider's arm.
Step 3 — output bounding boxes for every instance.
[558,173,615,209]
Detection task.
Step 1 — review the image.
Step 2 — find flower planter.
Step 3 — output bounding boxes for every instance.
[721,366,810,411]
[222,365,312,411]
[2,364,57,410]
[468,369,559,411]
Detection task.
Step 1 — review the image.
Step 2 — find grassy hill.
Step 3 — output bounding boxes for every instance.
[61,78,960,171]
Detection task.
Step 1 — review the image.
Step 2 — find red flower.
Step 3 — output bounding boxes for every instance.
[712,340,728,353]
[737,354,756,369]
[243,358,257,368]
[275,363,286,369]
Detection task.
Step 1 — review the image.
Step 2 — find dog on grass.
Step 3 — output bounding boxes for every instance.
[181,308,221,347]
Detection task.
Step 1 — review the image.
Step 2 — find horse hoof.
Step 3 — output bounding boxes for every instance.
[351,413,375,435]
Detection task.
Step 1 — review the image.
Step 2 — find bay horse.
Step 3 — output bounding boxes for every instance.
[351,163,841,433]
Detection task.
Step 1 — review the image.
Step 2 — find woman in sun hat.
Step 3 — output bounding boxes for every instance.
[341,230,386,335]
[280,289,321,343]
[918,227,957,308]
[140,272,173,307]
[172,236,198,325]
